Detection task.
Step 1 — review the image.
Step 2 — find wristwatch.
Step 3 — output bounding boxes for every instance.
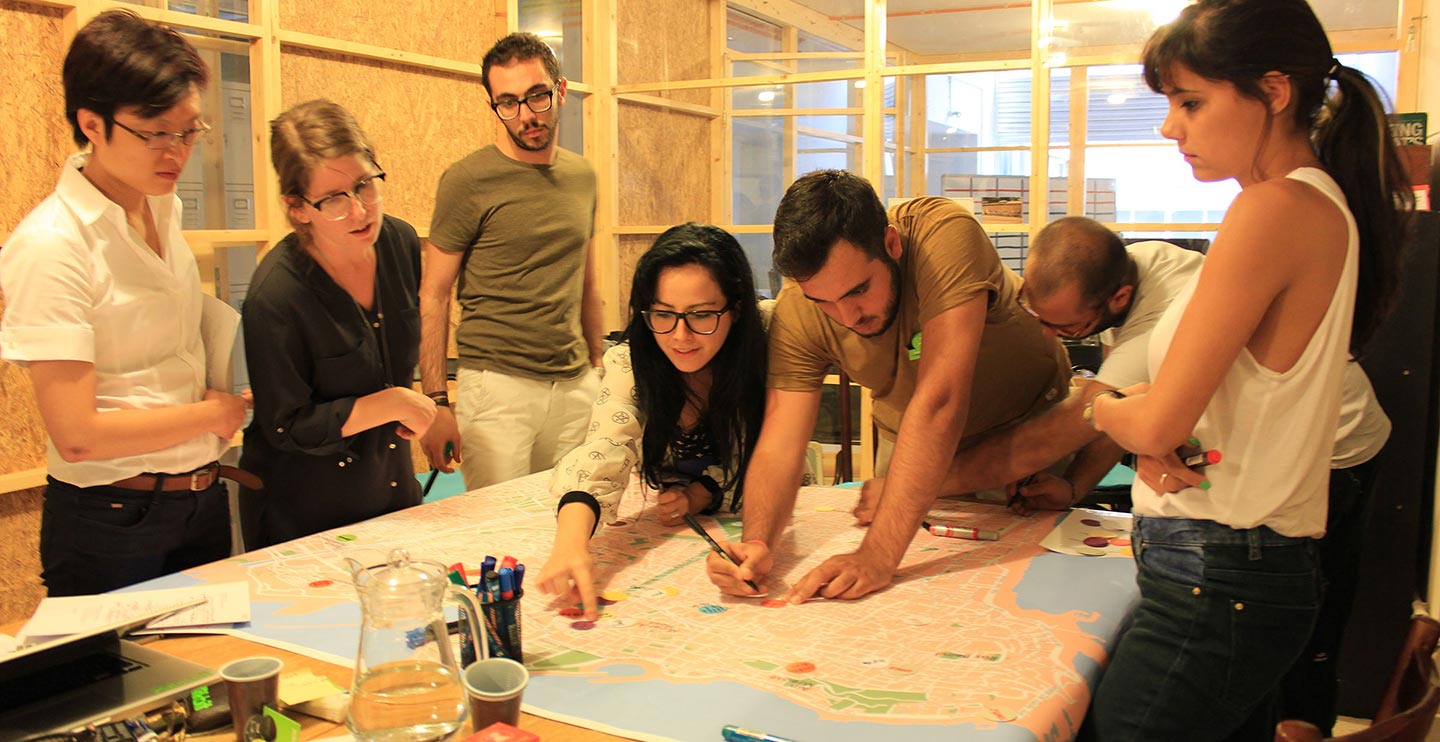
[1082,389,1125,427]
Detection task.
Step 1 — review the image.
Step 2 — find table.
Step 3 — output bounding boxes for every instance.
[128,473,1139,741]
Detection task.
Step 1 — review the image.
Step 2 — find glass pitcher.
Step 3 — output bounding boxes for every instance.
[346,549,487,742]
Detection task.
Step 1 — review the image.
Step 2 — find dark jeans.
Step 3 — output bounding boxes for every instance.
[1089,516,1322,742]
[1278,462,1378,735]
[40,476,232,596]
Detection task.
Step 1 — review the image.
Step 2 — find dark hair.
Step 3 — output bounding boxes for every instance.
[1142,0,1412,355]
[63,9,209,148]
[626,223,767,505]
[481,32,562,96]
[1028,217,1131,305]
[772,170,890,281]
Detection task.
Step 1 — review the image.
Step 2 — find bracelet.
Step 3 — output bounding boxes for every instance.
[426,391,450,407]
[1081,389,1125,427]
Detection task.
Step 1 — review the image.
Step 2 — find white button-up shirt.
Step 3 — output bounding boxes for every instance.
[0,152,228,486]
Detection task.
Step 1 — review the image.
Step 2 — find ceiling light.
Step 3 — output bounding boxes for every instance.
[757,90,776,103]
[854,80,867,89]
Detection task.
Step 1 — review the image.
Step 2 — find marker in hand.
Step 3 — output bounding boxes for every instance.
[682,514,760,593]
[1182,449,1221,469]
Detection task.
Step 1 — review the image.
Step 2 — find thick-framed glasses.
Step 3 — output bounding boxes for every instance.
[642,307,730,335]
[113,119,211,149]
[303,171,386,221]
[490,84,558,121]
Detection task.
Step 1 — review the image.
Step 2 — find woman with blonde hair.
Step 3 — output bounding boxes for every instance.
[239,99,434,547]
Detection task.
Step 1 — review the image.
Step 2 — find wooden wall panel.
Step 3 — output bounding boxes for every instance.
[617,0,710,106]
[617,104,710,225]
[617,234,653,322]
[279,0,500,64]
[280,48,499,232]
[0,486,44,622]
[0,0,69,232]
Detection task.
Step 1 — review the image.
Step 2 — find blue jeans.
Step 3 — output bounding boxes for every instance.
[40,476,231,596]
[1089,516,1322,741]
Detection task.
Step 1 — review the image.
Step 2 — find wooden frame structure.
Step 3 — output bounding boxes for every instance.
[0,0,1425,493]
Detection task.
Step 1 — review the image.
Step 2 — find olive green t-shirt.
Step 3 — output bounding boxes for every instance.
[428,145,597,379]
[768,197,1069,443]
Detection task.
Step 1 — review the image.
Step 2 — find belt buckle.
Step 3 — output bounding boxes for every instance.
[189,466,214,491]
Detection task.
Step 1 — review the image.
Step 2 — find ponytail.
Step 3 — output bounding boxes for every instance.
[1312,64,1414,356]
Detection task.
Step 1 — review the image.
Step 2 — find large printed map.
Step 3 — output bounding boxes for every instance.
[136,473,1139,742]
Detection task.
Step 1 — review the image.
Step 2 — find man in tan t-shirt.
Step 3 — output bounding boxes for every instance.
[705,170,1069,603]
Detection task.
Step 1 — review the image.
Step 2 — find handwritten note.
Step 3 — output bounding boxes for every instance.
[18,582,251,644]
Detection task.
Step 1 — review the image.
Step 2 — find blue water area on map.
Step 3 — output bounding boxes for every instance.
[526,673,1043,742]
[1014,552,1138,640]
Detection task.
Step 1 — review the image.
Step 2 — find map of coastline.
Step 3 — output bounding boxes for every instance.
[134,473,1138,741]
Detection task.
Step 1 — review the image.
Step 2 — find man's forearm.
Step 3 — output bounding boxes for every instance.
[940,386,1104,494]
[861,392,971,567]
[740,462,802,546]
[419,291,451,393]
[1063,435,1125,503]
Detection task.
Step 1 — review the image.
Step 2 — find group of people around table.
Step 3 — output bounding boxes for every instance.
[0,0,1415,739]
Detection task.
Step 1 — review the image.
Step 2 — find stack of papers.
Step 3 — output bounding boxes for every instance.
[17,582,251,646]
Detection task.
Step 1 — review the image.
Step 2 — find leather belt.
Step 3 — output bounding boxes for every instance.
[110,463,263,492]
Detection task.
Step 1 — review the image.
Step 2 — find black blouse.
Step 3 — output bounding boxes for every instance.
[239,216,422,548]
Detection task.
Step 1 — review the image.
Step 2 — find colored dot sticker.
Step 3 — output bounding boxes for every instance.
[785,661,816,674]
[308,579,333,588]
[1109,537,1132,547]
[336,534,357,542]
[698,604,727,615]
[1083,536,1111,548]
[814,505,836,512]
[1076,546,1109,557]
[596,596,618,606]
[600,590,629,603]
[1080,518,1102,527]
[761,599,788,609]
[607,520,629,527]
[570,621,596,630]
[559,608,586,618]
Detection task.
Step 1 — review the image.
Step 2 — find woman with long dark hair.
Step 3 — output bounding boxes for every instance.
[1085,0,1411,738]
[539,223,768,620]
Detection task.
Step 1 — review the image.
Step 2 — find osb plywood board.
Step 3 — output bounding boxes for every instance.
[0,294,49,476]
[280,48,499,232]
[1,0,71,232]
[617,234,653,319]
[0,486,45,623]
[617,103,711,225]
[280,0,500,66]
[617,0,710,107]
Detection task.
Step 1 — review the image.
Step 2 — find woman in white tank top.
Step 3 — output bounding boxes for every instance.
[1082,1,1412,739]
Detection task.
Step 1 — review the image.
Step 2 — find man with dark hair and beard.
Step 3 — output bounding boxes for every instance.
[705,170,1070,603]
[420,33,604,491]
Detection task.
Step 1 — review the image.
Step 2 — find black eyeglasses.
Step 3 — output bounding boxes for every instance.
[490,84,559,121]
[642,307,730,335]
[1017,286,1104,339]
[113,119,211,149]
[302,171,386,221]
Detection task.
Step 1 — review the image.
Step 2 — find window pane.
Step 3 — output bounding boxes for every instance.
[519,0,583,83]
[1339,51,1398,108]
[558,91,584,155]
[176,37,253,230]
[1085,146,1237,223]
[887,0,1031,62]
[923,70,1033,149]
[120,0,250,21]
[736,232,779,299]
[1082,65,1166,144]
[733,117,784,226]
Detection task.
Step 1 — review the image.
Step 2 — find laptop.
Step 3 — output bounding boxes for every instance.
[0,606,218,738]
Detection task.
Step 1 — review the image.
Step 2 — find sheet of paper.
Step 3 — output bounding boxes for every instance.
[278,669,346,706]
[18,581,251,643]
[1040,508,1135,558]
[201,292,241,391]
